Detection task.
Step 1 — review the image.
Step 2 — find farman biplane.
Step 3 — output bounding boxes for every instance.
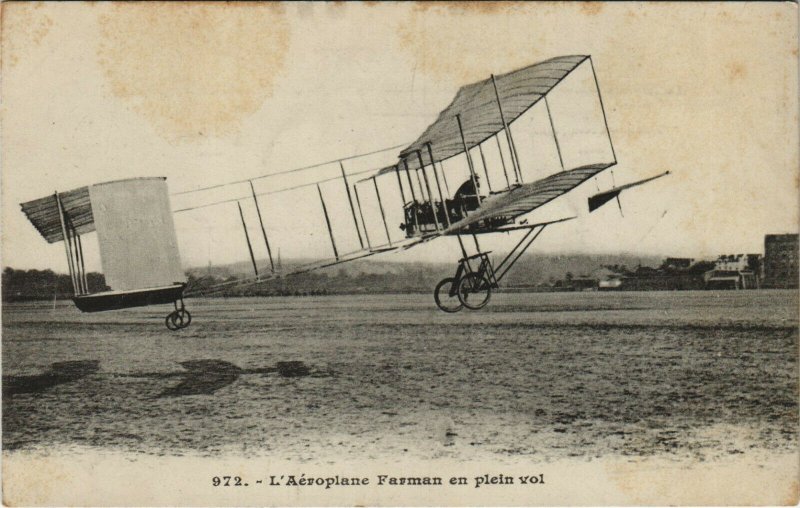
[21,55,668,329]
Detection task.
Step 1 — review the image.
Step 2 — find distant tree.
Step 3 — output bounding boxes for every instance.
[2,267,106,301]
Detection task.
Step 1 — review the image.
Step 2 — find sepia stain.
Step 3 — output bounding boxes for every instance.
[396,2,542,85]
[3,456,70,506]
[579,2,604,16]
[606,461,658,505]
[1,2,54,68]
[395,1,609,85]
[726,62,748,81]
[784,480,800,505]
[96,3,290,142]
[410,1,522,15]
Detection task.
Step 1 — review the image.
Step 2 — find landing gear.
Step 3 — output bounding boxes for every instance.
[458,272,492,310]
[433,225,549,313]
[165,298,191,331]
[434,277,463,313]
[434,252,496,313]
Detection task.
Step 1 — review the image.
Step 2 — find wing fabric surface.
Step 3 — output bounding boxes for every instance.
[371,55,589,178]
[20,186,94,243]
[443,163,612,233]
[366,54,617,235]
[388,55,589,174]
[90,179,185,291]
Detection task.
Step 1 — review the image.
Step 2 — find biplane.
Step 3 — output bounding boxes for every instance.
[20,55,668,329]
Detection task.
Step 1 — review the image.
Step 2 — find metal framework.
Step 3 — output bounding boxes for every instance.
[433,217,579,313]
[317,184,339,260]
[393,163,407,205]
[54,192,89,296]
[426,142,450,228]
[544,96,565,172]
[492,225,546,282]
[353,184,372,250]
[249,180,275,272]
[416,150,441,232]
[495,136,512,190]
[402,159,421,232]
[372,177,392,246]
[455,114,482,205]
[237,201,259,278]
[476,144,493,193]
[491,73,523,184]
[437,161,450,196]
[340,162,365,250]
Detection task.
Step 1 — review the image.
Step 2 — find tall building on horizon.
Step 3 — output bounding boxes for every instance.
[763,234,799,288]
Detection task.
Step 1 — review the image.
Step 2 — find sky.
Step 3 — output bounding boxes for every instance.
[2,2,798,274]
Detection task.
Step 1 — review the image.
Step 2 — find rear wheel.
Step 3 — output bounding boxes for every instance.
[457,272,492,310]
[165,311,179,330]
[434,277,463,313]
[175,308,192,328]
[165,309,192,330]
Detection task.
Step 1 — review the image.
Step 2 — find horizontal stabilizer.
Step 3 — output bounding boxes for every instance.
[588,171,670,212]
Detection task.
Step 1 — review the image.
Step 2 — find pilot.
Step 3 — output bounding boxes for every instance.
[453,175,480,213]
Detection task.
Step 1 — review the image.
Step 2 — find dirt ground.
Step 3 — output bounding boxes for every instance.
[2,290,797,464]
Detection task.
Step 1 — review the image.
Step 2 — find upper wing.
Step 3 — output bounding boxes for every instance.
[400,55,594,171]
[370,54,611,178]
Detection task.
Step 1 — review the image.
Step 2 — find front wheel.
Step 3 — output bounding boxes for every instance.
[457,272,492,310]
[434,277,463,313]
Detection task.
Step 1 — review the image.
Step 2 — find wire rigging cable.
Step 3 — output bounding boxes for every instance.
[171,143,408,197]
[172,164,394,214]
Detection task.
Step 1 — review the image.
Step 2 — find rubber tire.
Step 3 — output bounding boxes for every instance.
[434,277,463,313]
[457,272,492,310]
[173,309,192,329]
[165,311,179,331]
[166,309,192,330]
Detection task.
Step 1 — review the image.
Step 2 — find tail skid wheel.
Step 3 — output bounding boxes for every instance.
[457,272,492,310]
[434,277,463,313]
[166,309,192,331]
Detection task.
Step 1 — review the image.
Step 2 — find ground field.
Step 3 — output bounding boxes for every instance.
[2,290,797,464]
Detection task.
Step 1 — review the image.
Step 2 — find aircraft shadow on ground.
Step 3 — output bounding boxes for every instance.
[3,359,323,398]
[158,359,314,397]
[3,360,101,397]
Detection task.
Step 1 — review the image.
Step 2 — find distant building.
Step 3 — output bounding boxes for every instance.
[763,234,799,288]
[598,277,624,290]
[596,260,705,291]
[705,254,761,290]
[570,277,598,291]
[661,257,694,271]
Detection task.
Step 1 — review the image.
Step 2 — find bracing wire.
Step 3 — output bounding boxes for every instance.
[173,164,392,214]
[171,143,407,197]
